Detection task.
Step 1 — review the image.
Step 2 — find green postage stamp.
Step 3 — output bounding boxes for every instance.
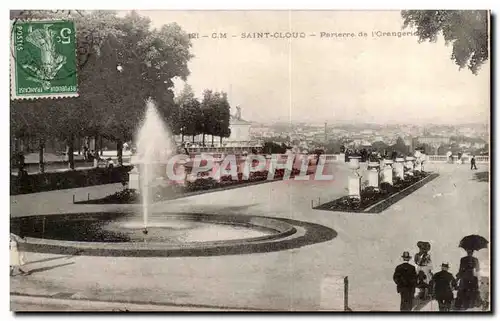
[10,20,78,99]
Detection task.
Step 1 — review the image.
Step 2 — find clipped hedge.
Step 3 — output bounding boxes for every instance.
[10,166,133,195]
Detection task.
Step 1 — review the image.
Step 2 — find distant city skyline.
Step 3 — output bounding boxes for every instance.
[128,10,490,125]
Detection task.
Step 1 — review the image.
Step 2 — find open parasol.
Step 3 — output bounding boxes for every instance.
[417,241,431,252]
[459,234,488,252]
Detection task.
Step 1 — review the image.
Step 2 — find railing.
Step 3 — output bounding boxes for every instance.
[129,152,488,166]
[324,154,339,162]
[425,155,489,164]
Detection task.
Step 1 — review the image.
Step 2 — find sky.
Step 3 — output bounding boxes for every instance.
[127,10,490,125]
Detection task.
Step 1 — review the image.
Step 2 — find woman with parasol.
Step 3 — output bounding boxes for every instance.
[414,241,433,299]
[455,235,487,310]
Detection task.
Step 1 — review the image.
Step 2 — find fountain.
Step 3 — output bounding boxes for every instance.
[135,99,175,233]
[11,99,337,257]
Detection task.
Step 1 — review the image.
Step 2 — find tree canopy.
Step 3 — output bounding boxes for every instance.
[401,10,489,74]
[10,10,193,144]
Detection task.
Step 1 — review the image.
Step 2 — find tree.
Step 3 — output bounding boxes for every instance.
[437,145,447,155]
[418,143,433,155]
[324,139,342,154]
[180,96,202,142]
[200,90,232,146]
[10,10,193,167]
[371,141,390,153]
[402,10,488,74]
[217,92,231,146]
[175,84,196,142]
[390,137,409,155]
[263,141,287,154]
[201,90,219,147]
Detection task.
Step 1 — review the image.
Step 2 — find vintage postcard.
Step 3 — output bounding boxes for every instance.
[9,10,490,312]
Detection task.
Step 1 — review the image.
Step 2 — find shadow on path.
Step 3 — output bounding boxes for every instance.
[24,255,74,266]
[24,262,75,276]
[473,171,489,183]
[412,297,433,311]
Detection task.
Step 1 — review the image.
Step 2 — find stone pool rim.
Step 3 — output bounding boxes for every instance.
[11,211,300,257]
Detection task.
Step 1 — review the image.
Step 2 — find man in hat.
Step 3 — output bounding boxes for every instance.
[470,155,478,170]
[431,263,457,311]
[393,251,418,311]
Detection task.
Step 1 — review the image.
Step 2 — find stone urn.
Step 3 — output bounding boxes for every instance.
[405,156,415,176]
[367,162,380,190]
[394,157,405,180]
[128,155,141,190]
[348,156,361,171]
[348,156,362,199]
[382,159,394,185]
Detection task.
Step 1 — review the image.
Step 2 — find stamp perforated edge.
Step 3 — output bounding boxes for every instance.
[10,19,80,100]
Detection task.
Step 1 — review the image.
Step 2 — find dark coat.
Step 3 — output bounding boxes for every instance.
[432,270,457,300]
[458,256,479,280]
[393,262,417,293]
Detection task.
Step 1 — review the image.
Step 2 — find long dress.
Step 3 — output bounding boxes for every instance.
[456,256,480,309]
[414,252,432,287]
[10,234,25,267]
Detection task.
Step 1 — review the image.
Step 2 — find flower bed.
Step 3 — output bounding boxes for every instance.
[315,171,439,214]
[76,168,302,205]
[10,166,133,195]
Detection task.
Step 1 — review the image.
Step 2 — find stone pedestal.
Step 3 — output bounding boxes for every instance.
[382,160,393,185]
[367,162,380,189]
[265,155,272,172]
[394,158,405,180]
[209,157,221,181]
[348,175,362,199]
[238,156,248,178]
[128,166,140,190]
[348,156,362,199]
[419,154,426,171]
[405,156,415,177]
[176,164,187,185]
[348,156,361,170]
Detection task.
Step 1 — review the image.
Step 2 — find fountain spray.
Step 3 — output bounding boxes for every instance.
[136,98,175,232]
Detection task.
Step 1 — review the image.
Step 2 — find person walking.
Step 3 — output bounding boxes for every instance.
[470,155,478,170]
[393,251,418,311]
[455,250,480,310]
[415,242,433,299]
[10,233,28,276]
[431,263,457,311]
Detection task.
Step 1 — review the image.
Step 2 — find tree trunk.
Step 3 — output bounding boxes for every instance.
[117,140,123,166]
[19,137,25,154]
[16,146,25,175]
[211,135,214,147]
[67,134,75,170]
[181,133,184,143]
[192,135,195,143]
[77,137,81,155]
[202,133,205,146]
[38,138,45,173]
[220,136,223,146]
[100,136,104,156]
[95,135,100,160]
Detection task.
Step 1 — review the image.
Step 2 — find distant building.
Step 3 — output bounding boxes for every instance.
[415,136,450,146]
[178,106,261,149]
